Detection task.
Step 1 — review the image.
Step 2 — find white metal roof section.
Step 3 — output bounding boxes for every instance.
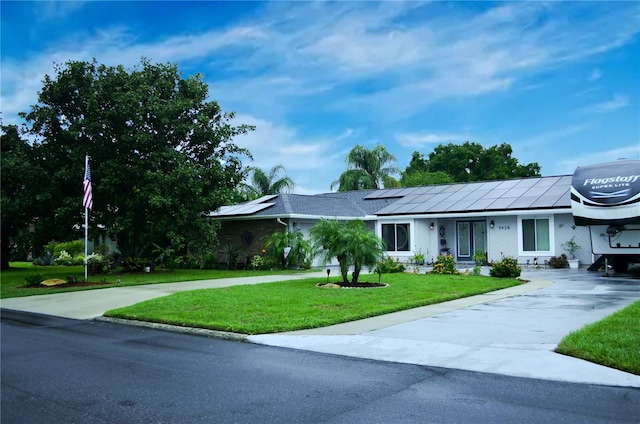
[374,175,572,216]
[208,195,276,217]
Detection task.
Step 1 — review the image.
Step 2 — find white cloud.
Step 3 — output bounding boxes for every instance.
[232,114,356,194]
[554,144,640,176]
[396,132,471,148]
[584,94,630,113]
[35,0,86,20]
[3,1,639,127]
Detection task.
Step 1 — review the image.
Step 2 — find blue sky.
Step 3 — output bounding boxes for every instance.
[2,1,639,194]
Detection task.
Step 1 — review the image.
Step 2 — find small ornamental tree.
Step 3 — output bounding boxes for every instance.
[264,229,312,269]
[310,219,385,284]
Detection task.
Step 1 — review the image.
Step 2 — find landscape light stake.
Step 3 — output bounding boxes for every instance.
[326,269,330,284]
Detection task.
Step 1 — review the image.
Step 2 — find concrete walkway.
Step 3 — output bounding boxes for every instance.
[2,268,639,388]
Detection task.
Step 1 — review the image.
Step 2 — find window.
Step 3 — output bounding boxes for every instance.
[382,223,410,251]
[522,218,550,252]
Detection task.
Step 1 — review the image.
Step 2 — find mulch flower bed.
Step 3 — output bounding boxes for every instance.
[318,282,388,289]
[21,281,113,289]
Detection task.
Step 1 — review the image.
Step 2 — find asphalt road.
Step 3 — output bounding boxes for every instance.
[2,310,639,423]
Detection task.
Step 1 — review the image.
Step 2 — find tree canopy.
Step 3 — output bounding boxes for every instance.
[402,142,540,184]
[400,152,454,187]
[331,144,400,191]
[0,125,44,269]
[15,58,254,261]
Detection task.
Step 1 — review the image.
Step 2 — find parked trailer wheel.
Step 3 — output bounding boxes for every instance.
[612,258,629,273]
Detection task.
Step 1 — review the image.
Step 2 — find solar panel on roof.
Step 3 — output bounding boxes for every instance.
[534,176,560,187]
[504,188,526,198]
[463,190,488,201]
[544,185,570,196]
[508,196,538,209]
[488,198,516,210]
[392,204,419,214]
[467,198,495,211]
[210,202,275,216]
[481,181,503,190]
[485,188,510,199]
[248,194,278,204]
[375,204,402,215]
[519,185,549,197]
[440,200,463,211]
[445,190,470,202]
[449,198,476,211]
[496,179,519,189]
[363,190,391,199]
[514,179,538,188]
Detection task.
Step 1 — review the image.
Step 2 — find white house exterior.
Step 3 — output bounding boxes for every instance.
[210,174,594,268]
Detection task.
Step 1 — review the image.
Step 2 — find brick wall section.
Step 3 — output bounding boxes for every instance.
[217,219,286,259]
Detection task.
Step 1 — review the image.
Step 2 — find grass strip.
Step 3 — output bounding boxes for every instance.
[556,300,640,375]
[0,262,309,299]
[104,273,521,334]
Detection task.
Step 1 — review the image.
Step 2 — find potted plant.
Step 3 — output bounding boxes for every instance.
[412,250,425,265]
[473,248,486,266]
[561,237,581,269]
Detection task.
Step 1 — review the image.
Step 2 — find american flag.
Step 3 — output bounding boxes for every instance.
[83,157,93,210]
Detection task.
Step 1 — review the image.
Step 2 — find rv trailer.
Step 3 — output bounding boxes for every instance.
[571,159,640,272]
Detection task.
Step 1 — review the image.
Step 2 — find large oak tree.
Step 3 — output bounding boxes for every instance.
[0,125,44,269]
[402,142,540,185]
[20,59,254,259]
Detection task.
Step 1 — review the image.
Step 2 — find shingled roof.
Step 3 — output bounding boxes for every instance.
[208,175,573,219]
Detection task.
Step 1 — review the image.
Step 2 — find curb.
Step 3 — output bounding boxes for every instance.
[94,316,248,341]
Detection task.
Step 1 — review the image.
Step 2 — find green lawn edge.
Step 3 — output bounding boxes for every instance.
[104,273,522,335]
[0,262,312,299]
[556,300,640,375]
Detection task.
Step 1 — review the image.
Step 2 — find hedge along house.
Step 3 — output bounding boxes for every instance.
[208,174,593,268]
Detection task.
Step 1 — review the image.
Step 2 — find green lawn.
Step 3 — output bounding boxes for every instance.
[104,273,521,334]
[556,300,640,375]
[0,262,309,299]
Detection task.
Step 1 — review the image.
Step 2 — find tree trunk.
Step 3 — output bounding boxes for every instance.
[338,255,349,284]
[351,264,361,284]
[1,224,13,270]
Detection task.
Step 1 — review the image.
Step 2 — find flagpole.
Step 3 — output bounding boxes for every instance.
[84,155,89,282]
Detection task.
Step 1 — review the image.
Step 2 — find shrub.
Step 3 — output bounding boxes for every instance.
[251,255,267,270]
[471,265,482,276]
[54,250,73,266]
[489,257,521,278]
[122,257,145,273]
[200,253,218,270]
[34,251,54,266]
[53,240,84,257]
[431,254,459,275]
[72,254,85,266]
[174,254,200,269]
[549,254,569,268]
[373,256,406,274]
[24,273,44,286]
[86,253,106,275]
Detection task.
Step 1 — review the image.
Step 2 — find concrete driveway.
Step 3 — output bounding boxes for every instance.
[249,268,640,387]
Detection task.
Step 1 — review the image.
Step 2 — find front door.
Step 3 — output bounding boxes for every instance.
[457,221,486,261]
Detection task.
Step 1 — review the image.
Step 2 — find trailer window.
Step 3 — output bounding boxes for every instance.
[522,218,550,252]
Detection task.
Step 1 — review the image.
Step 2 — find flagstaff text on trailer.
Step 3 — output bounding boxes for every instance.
[583,175,640,186]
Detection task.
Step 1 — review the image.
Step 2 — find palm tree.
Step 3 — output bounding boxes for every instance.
[310,219,385,284]
[248,164,295,197]
[331,144,400,191]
